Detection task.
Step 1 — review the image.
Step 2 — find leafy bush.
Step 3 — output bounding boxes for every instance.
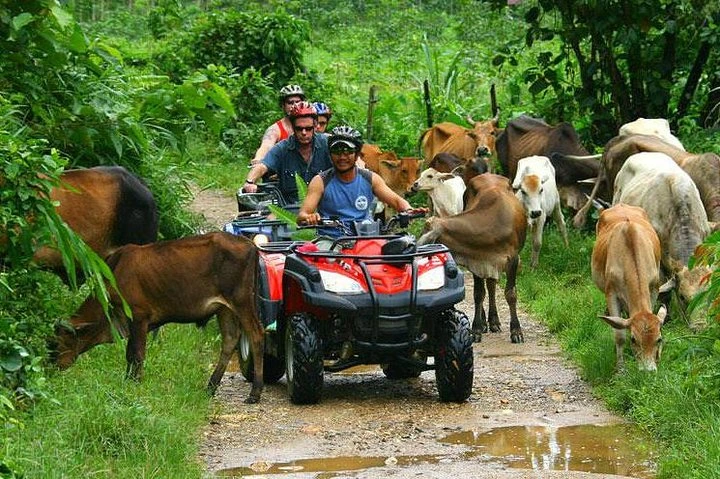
[156,8,310,86]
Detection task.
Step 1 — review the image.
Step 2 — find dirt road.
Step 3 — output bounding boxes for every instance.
[190,188,656,479]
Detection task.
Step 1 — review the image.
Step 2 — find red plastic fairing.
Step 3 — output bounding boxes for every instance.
[260,252,287,301]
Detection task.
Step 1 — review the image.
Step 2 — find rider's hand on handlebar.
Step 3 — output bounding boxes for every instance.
[297,211,321,226]
[242,183,259,193]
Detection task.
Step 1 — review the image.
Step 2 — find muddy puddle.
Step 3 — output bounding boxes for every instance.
[217,423,656,478]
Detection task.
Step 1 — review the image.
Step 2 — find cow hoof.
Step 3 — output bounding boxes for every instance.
[489,324,502,333]
[471,331,483,343]
[510,332,524,343]
[244,395,261,404]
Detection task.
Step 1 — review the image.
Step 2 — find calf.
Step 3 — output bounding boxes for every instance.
[613,152,711,307]
[411,167,466,217]
[592,204,669,371]
[512,155,569,268]
[53,232,264,403]
[418,174,527,343]
[361,144,420,219]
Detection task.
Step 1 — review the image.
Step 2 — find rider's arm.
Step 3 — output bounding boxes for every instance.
[297,176,325,225]
[242,163,270,193]
[251,124,280,165]
[371,173,412,212]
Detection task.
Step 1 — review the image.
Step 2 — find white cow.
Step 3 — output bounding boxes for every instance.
[512,155,569,268]
[411,167,466,217]
[619,118,685,151]
[613,152,711,304]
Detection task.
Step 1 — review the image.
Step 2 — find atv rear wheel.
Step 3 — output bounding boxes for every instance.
[237,331,285,384]
[285,313,324,404]
[435,309,474,402]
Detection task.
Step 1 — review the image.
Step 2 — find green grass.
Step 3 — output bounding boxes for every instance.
[4,323,221,478]
[516,223,720,478]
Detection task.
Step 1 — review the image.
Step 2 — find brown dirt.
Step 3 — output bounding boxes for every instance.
[188,189,654,479]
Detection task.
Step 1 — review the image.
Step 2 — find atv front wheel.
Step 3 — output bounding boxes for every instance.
[237,331,285,384]
[435,309,474,402]
[285,313,324,404]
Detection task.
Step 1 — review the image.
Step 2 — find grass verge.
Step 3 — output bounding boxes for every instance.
[517,225,720,478]
[4,323,222,478]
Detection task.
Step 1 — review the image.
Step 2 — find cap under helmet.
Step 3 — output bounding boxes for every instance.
[313,102,332,118]
[329,125,363,151]
[279,84,305,104]
[288,101,318,121]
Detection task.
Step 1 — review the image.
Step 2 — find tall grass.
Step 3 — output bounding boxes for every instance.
[4,323,221,478]
[517,224,720,478]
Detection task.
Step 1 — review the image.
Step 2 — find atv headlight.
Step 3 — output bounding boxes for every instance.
[418,267,445,291]
[319,270,365,294]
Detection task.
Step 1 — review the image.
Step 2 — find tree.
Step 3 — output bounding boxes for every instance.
[488,0,719,141]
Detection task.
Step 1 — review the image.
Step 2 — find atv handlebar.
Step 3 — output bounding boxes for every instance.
[297,208,427,236]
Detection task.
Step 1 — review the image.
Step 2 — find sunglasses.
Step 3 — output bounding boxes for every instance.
[293,126,314,133]
[330,147,357,154]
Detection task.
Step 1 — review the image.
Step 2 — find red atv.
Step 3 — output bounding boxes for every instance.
[227,203,473,404]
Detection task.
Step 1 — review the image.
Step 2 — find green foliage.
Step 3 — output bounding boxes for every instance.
[485,0,720,140]
[4,323,218,478]
[689,230,720,322]
[155,8,310,86]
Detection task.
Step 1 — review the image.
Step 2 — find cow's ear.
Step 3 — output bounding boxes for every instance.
[439,173,456,182]
[380,160,398,169]
[599,315,630,330]
[450,165,466,177]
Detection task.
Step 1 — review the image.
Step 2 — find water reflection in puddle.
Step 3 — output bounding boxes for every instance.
[441,423,656,477]
[217,424,656,478]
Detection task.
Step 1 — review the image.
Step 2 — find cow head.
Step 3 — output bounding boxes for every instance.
[52,304,122,369]
[466,113,500,160]
[600,305,667,372]
[412,167,458,192]
[513,173,546,220]
[380,157,420,195]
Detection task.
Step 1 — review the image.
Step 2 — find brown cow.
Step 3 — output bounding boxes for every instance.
[418,173,527,343]
[420,114,500,172]
[361,144,420,197]
[571,134,720,228]
[495,116,598,212]
[33,166,159,280]
[591,204,669,371]
[53,232,265,403]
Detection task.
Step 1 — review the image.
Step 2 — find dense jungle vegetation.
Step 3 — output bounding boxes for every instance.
[2,0,720,477]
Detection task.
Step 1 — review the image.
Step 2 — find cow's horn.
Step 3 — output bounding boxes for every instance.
[466,115,475,125]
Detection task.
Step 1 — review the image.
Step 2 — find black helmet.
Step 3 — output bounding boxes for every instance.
[329,125,363,151]
[279,84,305,106]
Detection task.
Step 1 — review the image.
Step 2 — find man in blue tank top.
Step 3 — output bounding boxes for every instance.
[298,126,412,237]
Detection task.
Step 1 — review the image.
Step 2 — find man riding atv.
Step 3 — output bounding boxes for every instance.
[297,125,412,237]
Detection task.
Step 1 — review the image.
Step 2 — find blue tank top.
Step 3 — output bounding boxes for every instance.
[318,168,374,237]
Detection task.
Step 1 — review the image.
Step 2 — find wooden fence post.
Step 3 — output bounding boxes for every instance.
[423,79,433,128]
[366,85,378,143]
